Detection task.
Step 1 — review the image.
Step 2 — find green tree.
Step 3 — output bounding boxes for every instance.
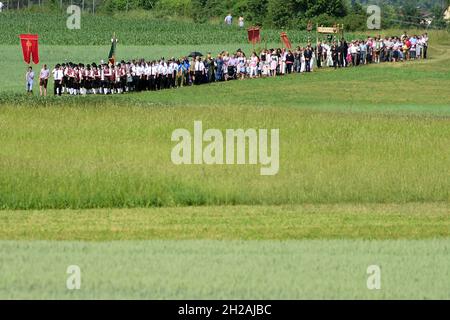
[266,0,294,28]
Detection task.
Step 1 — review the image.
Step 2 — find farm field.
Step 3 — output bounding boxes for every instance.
[0,11,450,299]
[1,239,450,299]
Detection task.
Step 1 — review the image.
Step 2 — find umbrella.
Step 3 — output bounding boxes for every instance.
[188,51,203,58]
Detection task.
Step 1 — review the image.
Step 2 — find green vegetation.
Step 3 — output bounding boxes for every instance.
[15,0,450,30]
[1,33,449,210]
[1,104,449,209]
[1,204,449,240]
[0,11,324,46]
[0,8,449,298]
[1,239,450,299]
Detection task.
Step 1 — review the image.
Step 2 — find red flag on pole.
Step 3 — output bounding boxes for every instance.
[20,34,39,64]
[280,32,292,50]
[247,27,261,44]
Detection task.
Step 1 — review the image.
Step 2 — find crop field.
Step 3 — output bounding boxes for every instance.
[0,11,449,299]
[0,11,325,45]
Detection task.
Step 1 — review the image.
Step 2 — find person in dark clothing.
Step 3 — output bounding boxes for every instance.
[303,45,313,72]
[331,42,339,69]
[286,50,295,74]
[340,39,348,67]
[316,42,323,68]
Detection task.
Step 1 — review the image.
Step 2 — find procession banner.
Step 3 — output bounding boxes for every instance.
[19,34,39,64]
[280,32,292,49]
[108,34,117,64]
[317,25,343,34]
[247,27,261,44]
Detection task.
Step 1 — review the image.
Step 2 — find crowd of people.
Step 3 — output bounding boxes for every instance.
[29,32,429,96]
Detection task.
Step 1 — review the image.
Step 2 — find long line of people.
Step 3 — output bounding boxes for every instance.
[46,32,428,96]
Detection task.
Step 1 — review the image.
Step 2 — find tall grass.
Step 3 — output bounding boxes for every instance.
[0,104,448,209]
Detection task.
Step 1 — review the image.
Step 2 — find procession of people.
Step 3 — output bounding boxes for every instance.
[31,32,428,96]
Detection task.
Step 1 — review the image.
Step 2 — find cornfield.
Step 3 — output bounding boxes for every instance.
[0,11,361,46]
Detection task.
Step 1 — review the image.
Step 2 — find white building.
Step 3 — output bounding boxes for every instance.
[444,5,450,21]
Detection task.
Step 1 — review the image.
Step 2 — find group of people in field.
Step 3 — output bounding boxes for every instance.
[27,32,429,96]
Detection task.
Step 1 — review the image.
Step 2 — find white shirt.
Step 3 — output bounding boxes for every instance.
[53,69,63,81]
[151,65,158,76]
[158,63,167,75]
[195,61,205,72]
[145,65,151,76]
[167,63,174,74]
[136,65,144,76]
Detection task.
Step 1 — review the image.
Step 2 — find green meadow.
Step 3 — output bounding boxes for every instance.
[1,40,450,209]
[0,104,449,209]
[1,204,449,241]
[1,240,450,299]
[0,11,449,299]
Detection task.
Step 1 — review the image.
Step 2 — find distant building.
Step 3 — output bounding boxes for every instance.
[444,5,450,21]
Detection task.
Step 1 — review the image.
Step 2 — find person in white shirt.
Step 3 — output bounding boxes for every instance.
[194,56,205,85]
[39,64,50,96]
[26,66,34,94]
[52,64,63,96]
[0,2,4,13]
[144,62,152,90]
[249,52,258,78]
[238,16,244,28]
[167,60,174,88]
[224,13,232,26]
[149,61,158,91]
[157,60,167,90]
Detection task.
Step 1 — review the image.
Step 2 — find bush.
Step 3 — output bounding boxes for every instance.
[341,13,367,32]
[266,0,293,28]
[155,0,192,17]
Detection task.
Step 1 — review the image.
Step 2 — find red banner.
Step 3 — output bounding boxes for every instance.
[247,27,261,44]
[280,32,292,50]
[20,34,39,64]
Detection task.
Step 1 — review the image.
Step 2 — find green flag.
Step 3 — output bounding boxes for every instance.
[108,34,117,64]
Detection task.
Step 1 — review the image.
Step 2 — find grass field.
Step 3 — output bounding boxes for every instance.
[1,204,449,240]
[1,240,450,299]
[0,11,449,299]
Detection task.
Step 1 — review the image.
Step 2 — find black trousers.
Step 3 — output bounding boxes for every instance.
[333,57,338,69]
[167,74,173,88]
[54,80,62,96]
[194,71,202,85]
[157,75,166,90]
[305,59,311,72]
[286,64,293,74]
[149,76,156,91]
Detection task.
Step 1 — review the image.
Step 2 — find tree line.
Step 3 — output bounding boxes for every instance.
[43,0,449,30]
